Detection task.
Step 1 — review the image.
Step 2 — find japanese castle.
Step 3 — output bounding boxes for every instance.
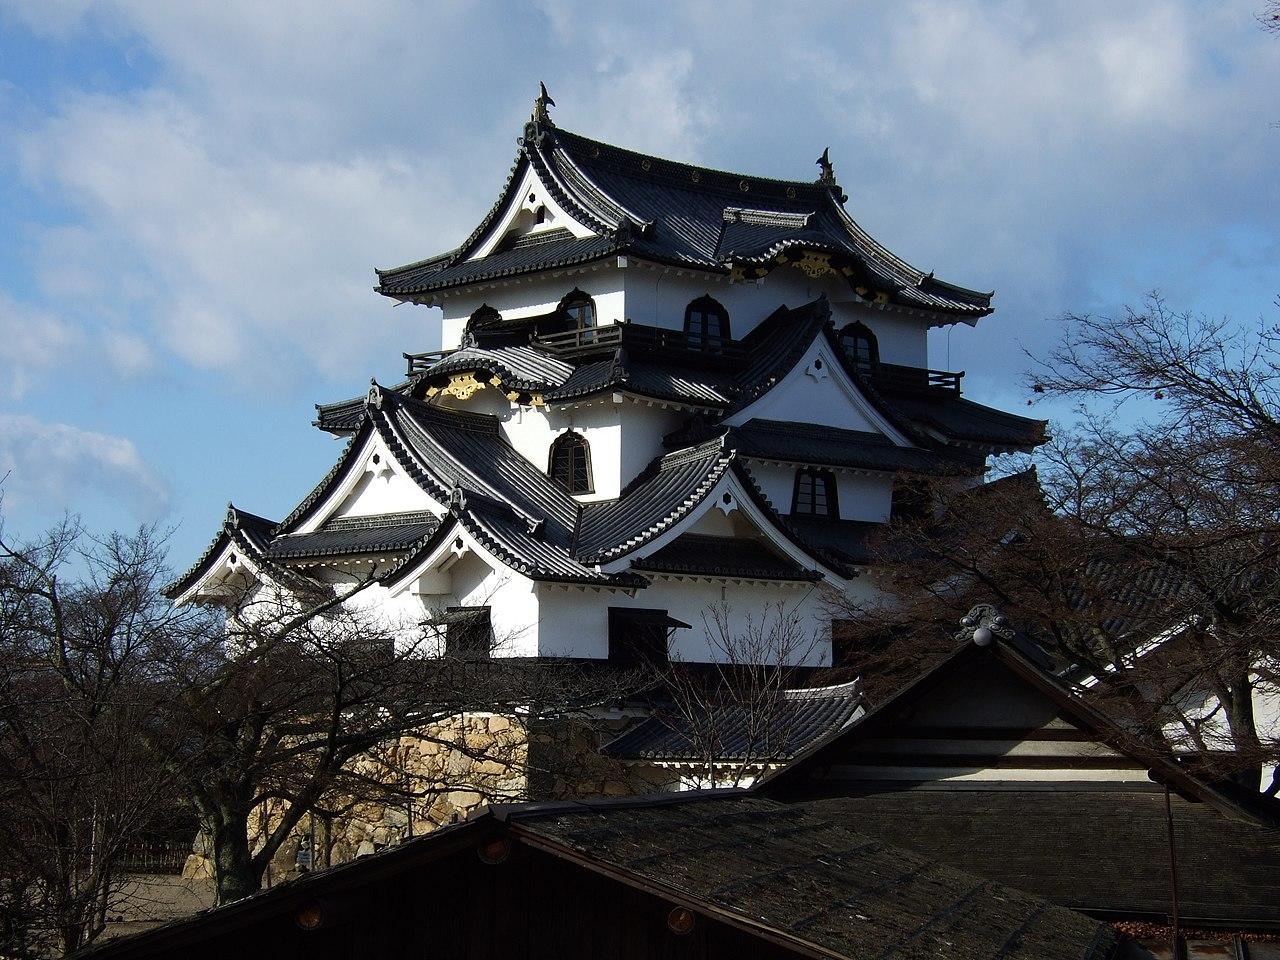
[168,90,1044,669]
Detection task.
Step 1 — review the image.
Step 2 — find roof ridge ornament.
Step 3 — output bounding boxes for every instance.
[533,81,555,124]
[815,147,836,186]
[957,603,1016,647]
[523,81,556,144]
[365,378,385,411]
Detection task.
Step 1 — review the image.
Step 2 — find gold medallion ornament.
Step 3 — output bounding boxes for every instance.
[794,250,834,279]
[442,372,483,400]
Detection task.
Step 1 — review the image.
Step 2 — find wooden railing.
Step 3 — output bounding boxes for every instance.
[869,361,963,396]
[403,349,451,376]
[533,321,747,364]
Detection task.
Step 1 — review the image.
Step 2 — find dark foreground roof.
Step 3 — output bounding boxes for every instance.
[602,680,863,763]
[805,789,1280,930]
[376,114,992,319]
[82,792,1119,960]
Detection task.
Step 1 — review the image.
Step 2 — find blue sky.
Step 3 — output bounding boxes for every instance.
[1,0,1277,567]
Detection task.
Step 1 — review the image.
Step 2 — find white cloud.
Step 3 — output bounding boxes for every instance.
[0,413,170,520]
[17,91,476,384]
[0,291,80,399]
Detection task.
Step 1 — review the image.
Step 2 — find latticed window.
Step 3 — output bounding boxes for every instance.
[683,295,730,349]
[838,321,878,371]
[792,468,839,518]
[549,431,593,493]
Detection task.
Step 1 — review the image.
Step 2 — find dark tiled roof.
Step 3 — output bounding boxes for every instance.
[786,516,883,565]
[376,233,619,296]
[731,299,834,409]
[805,790,1280,928]
[420,344,574,391]
[602,680,863,761]
[576,439,734,561]
[459,501,645,588]
[377,123,992,318]
[81,791,1119,960]
[885,393,1047,450]
[731,419,983,475]
[632,533,821,581]
[385,395,580,541]
[163,505,325,600]
[510,794,1117,960]
[266,512,442,560]
[544,353,735,407]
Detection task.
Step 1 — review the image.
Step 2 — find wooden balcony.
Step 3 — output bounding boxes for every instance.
[868,361,963,396]
[403,349,450,376]
[532,321,747,366]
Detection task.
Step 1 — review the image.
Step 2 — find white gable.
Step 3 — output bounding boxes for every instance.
[724,339,910,444]
[601,469,849,584]
[469,165,596,261]
[294,433,443,533]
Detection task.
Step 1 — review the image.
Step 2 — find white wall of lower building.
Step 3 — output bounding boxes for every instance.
[745,462,893,523]
[535,578,848,666]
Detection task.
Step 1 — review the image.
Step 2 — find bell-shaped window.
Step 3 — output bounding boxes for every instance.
[559,289,596,331]
[792,468,839,518]
[683,295,731,349]
[549,431,593,494]
[838,321,879,371]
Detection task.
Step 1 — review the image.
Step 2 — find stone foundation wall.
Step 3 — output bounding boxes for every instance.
[183,711,664,886]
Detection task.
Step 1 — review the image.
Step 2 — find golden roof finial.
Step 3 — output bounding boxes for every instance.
[533,81,556,125]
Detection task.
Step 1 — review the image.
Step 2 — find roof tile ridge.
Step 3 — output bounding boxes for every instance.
[544,130,650,232]
[382,401,576,543]
[393,392,502,436]
[552,127,831,201]
[526,136,617,234]
[825,194,993,309]
[378,142,530,278]
[274,420,370,534]
[583,450,736,563]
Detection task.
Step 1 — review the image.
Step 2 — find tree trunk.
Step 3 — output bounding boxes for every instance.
[206,805,259,905]
[1222,667,1264,792]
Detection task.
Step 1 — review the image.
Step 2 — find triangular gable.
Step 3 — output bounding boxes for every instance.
[725,334,911,442]
[759,636,1269,825]
[595,457,853,585]
[467,161,598,261]
[280,418,444,536]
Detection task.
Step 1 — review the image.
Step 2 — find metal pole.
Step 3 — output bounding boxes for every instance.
[1164,784,1185,960]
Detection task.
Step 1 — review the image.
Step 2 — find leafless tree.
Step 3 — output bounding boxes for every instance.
[839,295,1280,794]
[1,509,638,937]
[651,599,834,788]
[0,516,187,956]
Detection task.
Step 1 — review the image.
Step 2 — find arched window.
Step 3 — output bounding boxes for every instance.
[838,321,879,371]
[559,289,596,331]
[792,468,839,518]
[549,431,593,494]
[683,295,730,349]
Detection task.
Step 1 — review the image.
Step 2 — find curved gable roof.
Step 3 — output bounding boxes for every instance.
[375,119,993,318]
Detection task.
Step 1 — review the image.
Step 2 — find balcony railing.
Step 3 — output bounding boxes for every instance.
[403,349,451,377]
[533,321,748,365]
[406,324,961,397]
[868,361,963,396]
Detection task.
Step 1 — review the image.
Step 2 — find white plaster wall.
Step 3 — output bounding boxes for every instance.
[332,469,440,519]
[1164,661,1280,791]
[619,401,685,489]
[437,390,679,502]
[438,268,627,349]
[537,579,834,666]
[745,462,892,522]
[351,550,540,657]
[620,264,930,367]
